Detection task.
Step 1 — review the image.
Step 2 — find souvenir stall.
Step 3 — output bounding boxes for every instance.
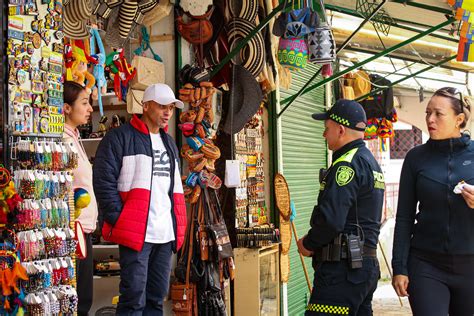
[62,0,171,313]
[172,0,339,313]
[5,0,80,315]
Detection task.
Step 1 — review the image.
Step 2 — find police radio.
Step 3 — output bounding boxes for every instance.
[319,168,329,183]
[345,224,364,269]
[346,234,363,269]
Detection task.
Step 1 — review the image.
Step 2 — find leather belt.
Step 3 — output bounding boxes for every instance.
[313,245,377,261]
[363,246,377,258]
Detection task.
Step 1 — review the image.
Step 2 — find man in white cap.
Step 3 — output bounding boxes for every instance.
[93,84,187,315]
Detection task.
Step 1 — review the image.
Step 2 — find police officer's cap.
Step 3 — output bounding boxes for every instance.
[312,99,367,131]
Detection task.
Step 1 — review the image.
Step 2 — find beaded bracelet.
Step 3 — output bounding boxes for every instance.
[27,303,44,316]
[43,152,52,170]
[52,151,61,171]
[43,271,52,288]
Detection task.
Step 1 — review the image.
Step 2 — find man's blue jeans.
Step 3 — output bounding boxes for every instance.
[116,242,173,316]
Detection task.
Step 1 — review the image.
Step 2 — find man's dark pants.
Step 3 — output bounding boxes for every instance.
[117,242,173,316]
[305,257,380,316]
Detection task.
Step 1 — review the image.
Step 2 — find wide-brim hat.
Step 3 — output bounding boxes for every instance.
[229,0,258,22]
[105,0,159,46]
[142,0,172,26]
[222,65,263,134]
[118,0,139,39]
[226,18,265,78]
[64,0,92,39]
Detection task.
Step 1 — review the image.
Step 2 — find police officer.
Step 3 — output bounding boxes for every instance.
[297,99,385,316]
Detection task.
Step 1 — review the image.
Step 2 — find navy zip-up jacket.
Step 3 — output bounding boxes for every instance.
[392,134,474,276]
[303,139,385,259]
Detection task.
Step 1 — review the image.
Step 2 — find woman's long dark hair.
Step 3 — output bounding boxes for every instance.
[64,81,86,106]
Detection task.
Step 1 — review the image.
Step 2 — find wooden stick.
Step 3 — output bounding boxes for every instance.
[378,241,403,307]
[291,221,312,292]
[131,34,174,43]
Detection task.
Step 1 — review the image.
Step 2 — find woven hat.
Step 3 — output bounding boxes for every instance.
[229,0,258,22]
[142,0,172,26]
[222,65,263,134]
[105,8,126,48]
[64,0,92,39]
[118,0,139,39]
[226,18,265,77]
[135,0,159,24]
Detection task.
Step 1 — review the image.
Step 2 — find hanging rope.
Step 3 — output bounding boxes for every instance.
[134,26,163,62]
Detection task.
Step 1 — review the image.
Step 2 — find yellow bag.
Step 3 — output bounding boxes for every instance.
[352,70,371,99]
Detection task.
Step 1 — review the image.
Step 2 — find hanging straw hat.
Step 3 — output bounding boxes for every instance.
[226,18,265,78]
[64,0,92,39]
[135,0,159,24]
[142,0,173,26]
[222,65,263,134]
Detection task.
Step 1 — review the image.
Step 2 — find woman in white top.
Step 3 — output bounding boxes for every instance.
[63,81,98,315]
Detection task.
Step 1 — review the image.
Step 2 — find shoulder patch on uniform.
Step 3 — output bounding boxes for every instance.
[336,166,355,186]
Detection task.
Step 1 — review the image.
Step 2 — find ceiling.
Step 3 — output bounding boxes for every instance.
[325,0,474,74]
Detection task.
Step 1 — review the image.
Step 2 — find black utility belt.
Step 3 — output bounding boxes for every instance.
[313,234,376,269]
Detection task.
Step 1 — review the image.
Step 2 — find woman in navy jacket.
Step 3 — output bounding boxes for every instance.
[392,87,474,316]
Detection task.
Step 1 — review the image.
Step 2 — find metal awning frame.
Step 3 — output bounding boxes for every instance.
[207,0,461,118]
[278,17,456,117]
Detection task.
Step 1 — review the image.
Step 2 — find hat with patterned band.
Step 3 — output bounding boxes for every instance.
[312,99,367,131]
[226,18,265,78]
[63,0,92,39]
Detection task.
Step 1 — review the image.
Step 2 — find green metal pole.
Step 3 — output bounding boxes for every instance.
[279,18,454,109]
[354,55,457,102]
[389,0,452,15]
[277,0,387,118]
[267,91,279,225]
[209,1,287,79]
[325,4,456,42]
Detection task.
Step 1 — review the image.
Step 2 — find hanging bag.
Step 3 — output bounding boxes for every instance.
[284,0,318,38]
[205,189,233,260]
[198,196,210,261]
[171,204,198,316]
[126,88,144,114]
[129,26,165,90]
[307,0,336,64]
[176,7,214,45]
[277,37,308,70]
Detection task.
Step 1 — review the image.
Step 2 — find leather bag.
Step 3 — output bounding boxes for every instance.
[176,7,214,45]
[171,204,198,315]
[205,189,233,260]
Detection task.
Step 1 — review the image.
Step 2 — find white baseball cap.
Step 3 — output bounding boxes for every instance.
[142,83,184,109]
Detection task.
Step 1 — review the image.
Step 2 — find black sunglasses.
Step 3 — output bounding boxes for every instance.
[434,87,465,115]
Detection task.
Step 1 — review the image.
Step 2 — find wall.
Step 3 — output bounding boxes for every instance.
[395,87,474,135]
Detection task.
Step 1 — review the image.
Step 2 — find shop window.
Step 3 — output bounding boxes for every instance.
[390,126,422,159]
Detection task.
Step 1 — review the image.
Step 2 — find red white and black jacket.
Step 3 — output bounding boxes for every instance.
[93,115,186,252]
